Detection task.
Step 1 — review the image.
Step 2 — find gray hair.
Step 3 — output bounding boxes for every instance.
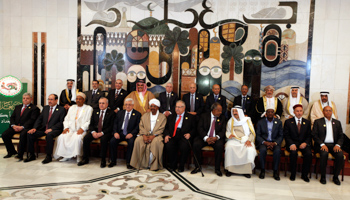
[99,97,108,104]
[176,100,186,108]
[125,98,134,104]
[23,93,32,98]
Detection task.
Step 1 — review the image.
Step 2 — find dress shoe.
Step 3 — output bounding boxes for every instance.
[215,170,222,177]
[259,170,265,179]
[333,177,341,185]
[15,155,23,161]
[100,160,106,168]
[24,155,36,163]
[42,156,52,164]
[178,166,184,172]
[77,159,89,166]
[290,174,296,181]
[126,164,134,169]
[108,162,116,168]
[191,167,201,174]
[226,171,232,177]
[273,171,280,181]
[320,176,326,184]
[3,154,14,158]
[243,174,251,178]
[301,175,310,182]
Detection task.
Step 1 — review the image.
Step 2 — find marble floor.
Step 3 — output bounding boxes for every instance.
[0,145,349,200]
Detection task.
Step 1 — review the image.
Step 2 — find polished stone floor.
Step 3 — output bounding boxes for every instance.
[0,145,349,200]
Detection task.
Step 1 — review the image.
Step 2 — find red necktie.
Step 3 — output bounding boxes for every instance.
[297,119,301,134]
[172,115,182,137]
[46,107,53,130]
[98,111,104,133]
[209,117,216,137]
[20,105,28,116]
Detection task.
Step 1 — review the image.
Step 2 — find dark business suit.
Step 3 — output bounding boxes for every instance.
[182,92,205,117]
[256,117,283,171]
[284,118,312,177]
[205,94,227,116]
[83,108,114,160]
[110,109,141,164]
[193,112,226,170]
[107,88,128,111]
[312,118,344,177]
[158,91,178,114]
[164,112,196,170]
[85,89,104,109]
[2,103,40,156]
[233,95,254,117]
[27,105,66,156]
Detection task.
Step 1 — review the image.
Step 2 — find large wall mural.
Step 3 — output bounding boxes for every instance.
[78,0,312,104]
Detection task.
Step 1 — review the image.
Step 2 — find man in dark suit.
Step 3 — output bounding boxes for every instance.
[25,94,66,164]
[182,83,205,121]
[256,106,283,181]
[84,80,104,109]
[78,97,114,168]
[205,84,227,117]
[107,79,128,114]
[164,100,196,172]
[284,104,312,182]
[312,106,344,185]
[191,102,226,176]
[109,97,141,169]
[233,85,254,117]
[158,83,178,117]
[2,93,40,160]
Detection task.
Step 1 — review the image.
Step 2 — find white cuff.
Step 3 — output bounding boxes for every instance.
[204,136,208,142]
[336,144,340,147]
[320,143,325,147]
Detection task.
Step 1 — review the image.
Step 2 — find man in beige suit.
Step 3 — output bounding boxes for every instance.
[130,99,167,171]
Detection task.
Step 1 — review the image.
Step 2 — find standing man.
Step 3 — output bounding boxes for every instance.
[109,98,141,169]
[60,79,78,111]
[164,100,196,172]
[233,85,254,117]
[205,84,227,116]
[78,97,114,168]
[256,106,283,181]
[283,104,312,182]
[158,83,178,117]
[2,93,40,160]
[282,87,309,123]
[125,80,155,115]
[312,106,344,185]
[191,102,226,176]
[182,83,205,120]
[26,94,66,164]
[85,80,104,109]
[310,91,338,125]
[107,79,128,114]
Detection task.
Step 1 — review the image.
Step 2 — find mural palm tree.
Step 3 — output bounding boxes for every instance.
[221,43,244,80]
[103,50,125,88]
[162,27,191,93]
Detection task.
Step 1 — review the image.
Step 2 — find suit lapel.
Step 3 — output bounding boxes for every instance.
[331,119,336,142]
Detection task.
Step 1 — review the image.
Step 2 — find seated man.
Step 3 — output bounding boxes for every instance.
[310,91,338,125]
[158,83,178,117]
[312,106,344,185]
[130,99,166,171]
[191,102,226,177]
[78,97,114,168]
[284,104,312,182]
[225,106,256,178]
[60,79,78,111]
[164,100,196,172]
[26,94,66,164]
[109,98,141,169]
[2,93,40,160]
[53,92,93,162]
[256,105,283,181]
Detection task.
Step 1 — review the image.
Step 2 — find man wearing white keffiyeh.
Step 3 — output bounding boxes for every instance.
[225,106,256,178]
[282,87,309,124]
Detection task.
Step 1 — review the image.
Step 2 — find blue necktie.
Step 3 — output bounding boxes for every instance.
[123,112,130,135]
[214,95,218,102]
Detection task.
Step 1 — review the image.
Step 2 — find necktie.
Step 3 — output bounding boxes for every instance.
[209,117,216,137]
[166,94,170,110]
[69,89,72,100]
[172,115,182,137]
[123,112,130,135]
[92,90,96,99]
[98,111,104,133]
[214,95,218,102]
[297,119,301,134]
[115,90,119,100]
[242,97,246,112]
[190,94,195,112]
[20,105,28,116]
[46,107,53,130]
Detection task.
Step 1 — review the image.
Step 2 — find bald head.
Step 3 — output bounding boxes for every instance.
[165,82,173,93]
[323,106,332,120]
[189,83,197,94]
[212,84,220,95]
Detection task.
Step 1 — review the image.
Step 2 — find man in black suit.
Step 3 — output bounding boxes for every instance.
[205,84,227,117]
[182,83,205,121]
[25,94,66,164]
[233,85,254,117]
[312,106,344,185]
[85,80,104,109]
[2,93,40,160]
[158,83,178,117]
[256,106,283,181]
[107,79,128,114]
[109,98,141,169]
[191,102,226,176]
[164,100,196,172]
[78,97,114,168]
[284,104,312,182]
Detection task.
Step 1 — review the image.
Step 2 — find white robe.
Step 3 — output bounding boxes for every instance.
[54,104,93,159]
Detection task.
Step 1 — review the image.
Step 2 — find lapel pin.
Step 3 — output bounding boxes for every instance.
[217,119,220,122]
[97,112,99,114]
[291,121,294,123]
[171,93,173,96]
[185,117,188,120]
[196,97,198,100]
[274,121,277,124]
[323,124,326,127]
[120,93,123,95]
[247,97,250,100]
[303,122,305,125]
[97,92,99,94]
[132,113,135,116]
[332,122,335,125]
[28,107,31,109]
[218,97,221,100]
[56,108,59,111]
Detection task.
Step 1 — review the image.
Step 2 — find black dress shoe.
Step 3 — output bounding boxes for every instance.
[24,155,36,163]
[191,167,201,174]
[108,162,116,168]
[215,170,222,177]
[42,156,52,164]
[243,174,251,178]
[77,159,89,166]
[3,154,13,158]
[126,164,134,169]
[178,166,184,172]
[333,177,341,185]
[259,170,265,179]
[226,171,232,177]
[320,177,326,184]
[100,160,106,168]
[15,155,23,161]
[301,175,310,182]
[273,171,280,181]
[290,174,296,181]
